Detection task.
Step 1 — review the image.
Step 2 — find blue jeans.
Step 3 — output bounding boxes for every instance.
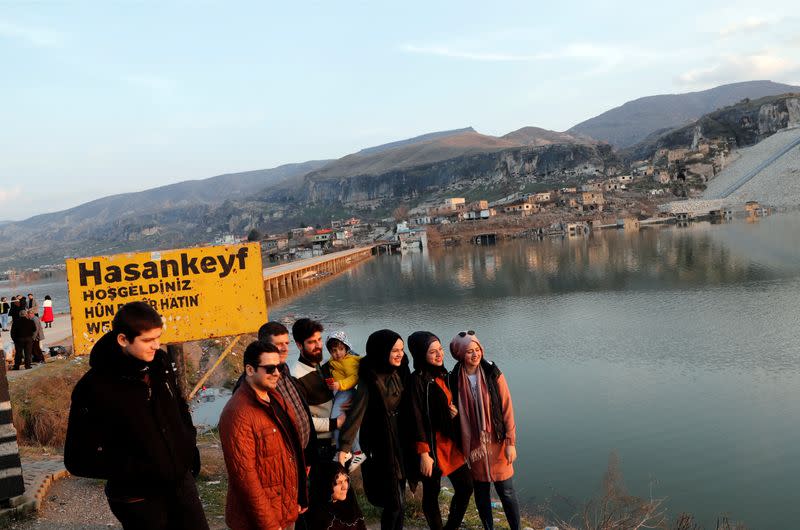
[474,477,520,530]
[0,314,8,329]
[331,388,360,452]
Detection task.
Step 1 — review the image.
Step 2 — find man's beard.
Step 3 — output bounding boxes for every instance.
[302,347,323,364]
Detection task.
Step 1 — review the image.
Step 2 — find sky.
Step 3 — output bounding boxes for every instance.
[1,0,799,221]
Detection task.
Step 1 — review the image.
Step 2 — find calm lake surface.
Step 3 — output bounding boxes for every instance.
[272,213,800,529]
[6,214,800,526]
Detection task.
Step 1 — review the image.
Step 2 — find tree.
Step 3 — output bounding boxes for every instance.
[247,228,263,241]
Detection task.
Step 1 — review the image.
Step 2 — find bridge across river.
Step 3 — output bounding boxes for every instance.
[262,246,375,303]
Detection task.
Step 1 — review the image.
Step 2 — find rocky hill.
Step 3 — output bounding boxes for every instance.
[276,125,609,206]
[356,127,477,156]
[569,80,800,148]
[624,93,800,161]
[301,143,618,205]
[0,160,330,267]
[6,80,800,269]
[502,126,594,146]
[303,130,520,182]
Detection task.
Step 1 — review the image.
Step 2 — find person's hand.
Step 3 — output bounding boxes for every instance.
[448,404,458,418]
[339,398,352,411]
[336,413,346,428]
[331,381,340,392]
[298,505,308,514]
[420,453,434,477]
[505,444,517,465]
[336,451,351,466]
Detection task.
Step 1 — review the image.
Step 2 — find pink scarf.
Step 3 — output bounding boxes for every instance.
[458,365,493,463]
[450,332,493,464]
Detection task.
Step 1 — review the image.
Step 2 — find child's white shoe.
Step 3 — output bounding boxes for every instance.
[349,451,367,472]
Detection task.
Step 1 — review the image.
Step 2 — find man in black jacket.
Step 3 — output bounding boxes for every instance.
[64,301,208,530]
[10,308,36,369]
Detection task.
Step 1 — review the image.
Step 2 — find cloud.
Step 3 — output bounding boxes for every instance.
[0,186,22,203]
[401,41,662,65]
[0,20,63,47]
[401,44,544,62]
[676,53,800,86]
[718,17,772,37]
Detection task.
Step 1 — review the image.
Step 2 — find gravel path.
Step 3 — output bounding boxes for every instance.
[6,476,120,530]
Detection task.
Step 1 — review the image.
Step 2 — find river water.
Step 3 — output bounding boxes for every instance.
[272,213,800,528]
[6,213,800,527]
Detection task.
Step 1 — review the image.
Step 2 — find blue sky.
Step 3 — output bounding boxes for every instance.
[1,0,798,220]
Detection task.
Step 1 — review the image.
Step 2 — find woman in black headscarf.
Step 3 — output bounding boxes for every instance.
[306,462,367,530]
[406,331,474,530]
[336,329,409,530]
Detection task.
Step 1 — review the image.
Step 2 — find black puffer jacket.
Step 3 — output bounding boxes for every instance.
[10,317,35,341]
[65,331,199,497]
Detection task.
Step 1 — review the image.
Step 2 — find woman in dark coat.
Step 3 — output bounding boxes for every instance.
[407,331,473,530]
[336,329,410,530]
[306,462,367,530]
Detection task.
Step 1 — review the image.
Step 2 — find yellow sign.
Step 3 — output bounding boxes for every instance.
[66,243,266,355]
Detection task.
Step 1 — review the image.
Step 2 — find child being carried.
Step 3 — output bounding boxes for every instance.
[325,331,367,471]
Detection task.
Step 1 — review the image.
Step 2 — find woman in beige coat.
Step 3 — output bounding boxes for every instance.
[448,330,519,530]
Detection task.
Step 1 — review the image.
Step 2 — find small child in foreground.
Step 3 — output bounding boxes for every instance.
[326,330,367,470]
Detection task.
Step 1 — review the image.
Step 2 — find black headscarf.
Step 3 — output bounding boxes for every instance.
[407,331,447,377]
[307,462,366,529]
[361,328,406,376]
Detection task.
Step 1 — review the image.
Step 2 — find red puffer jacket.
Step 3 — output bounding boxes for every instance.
[219,381,307,530]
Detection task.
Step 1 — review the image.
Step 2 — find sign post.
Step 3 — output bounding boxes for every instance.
[66,243,266,355]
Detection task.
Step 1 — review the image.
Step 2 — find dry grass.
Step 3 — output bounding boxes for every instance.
[8,358,89,449]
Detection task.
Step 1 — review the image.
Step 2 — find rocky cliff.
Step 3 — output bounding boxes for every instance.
[625,93,800,161]
[300,143,619,206]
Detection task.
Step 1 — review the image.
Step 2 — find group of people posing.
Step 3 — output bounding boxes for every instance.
[1,293,54,369]
[64,301,520,530]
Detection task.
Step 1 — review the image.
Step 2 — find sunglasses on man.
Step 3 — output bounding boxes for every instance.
[256,363,283,374]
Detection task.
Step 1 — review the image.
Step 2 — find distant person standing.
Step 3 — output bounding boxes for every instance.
[30,309,46,364]
[64,301,208,530]
[8,296,23,321]
[10,309,35,370]
[41,295,54,328]
[0,297,10,331]
[26,293,38,317]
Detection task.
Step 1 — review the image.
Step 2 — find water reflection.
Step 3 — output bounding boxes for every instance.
[276,213,800,529]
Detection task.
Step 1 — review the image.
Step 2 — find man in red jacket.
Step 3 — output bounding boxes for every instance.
[220,340,308,530]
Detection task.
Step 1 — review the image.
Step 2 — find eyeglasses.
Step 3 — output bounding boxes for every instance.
[256,364,280,374]
[458,330,476,337]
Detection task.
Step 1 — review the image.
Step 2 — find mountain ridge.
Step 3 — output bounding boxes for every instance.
[568,80,800,148]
